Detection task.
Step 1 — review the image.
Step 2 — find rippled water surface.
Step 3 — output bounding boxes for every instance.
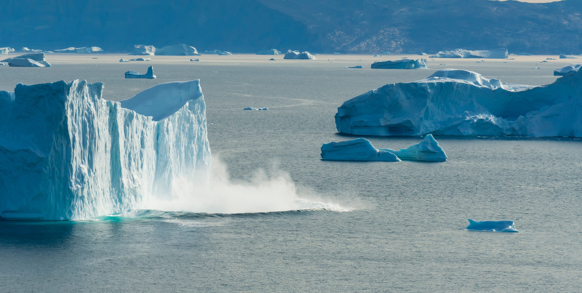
[1,54,582,292]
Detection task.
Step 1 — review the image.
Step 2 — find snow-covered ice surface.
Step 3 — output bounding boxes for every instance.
[131,45,155,55]
[434,48,508,59]
[125,66,156,79]
[371,59,427,69]
[284,50,314,60]
[0,80,210,220]
[387,134,446,162]
[335,68,582,137]
[554,64,582,76]
[156,44,199,56]
[320,138,400,162]
[2,53,51,67]
[466,219,518,232]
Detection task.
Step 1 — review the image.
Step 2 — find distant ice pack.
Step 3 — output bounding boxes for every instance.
[371,59,427,69]
[433,48,508,59]
[0,80,210,220]
[321,134,446,162]
[335,68,582,137]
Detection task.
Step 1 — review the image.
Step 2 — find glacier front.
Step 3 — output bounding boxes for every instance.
[0,80,210,220]
[335,68,582,137]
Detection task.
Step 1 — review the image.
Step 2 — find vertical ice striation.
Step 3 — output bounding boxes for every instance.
[0,80,210,220]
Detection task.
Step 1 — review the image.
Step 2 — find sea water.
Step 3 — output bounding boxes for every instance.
[1,55,582,292]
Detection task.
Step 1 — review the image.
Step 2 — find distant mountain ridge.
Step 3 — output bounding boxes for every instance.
[1,0,581,54]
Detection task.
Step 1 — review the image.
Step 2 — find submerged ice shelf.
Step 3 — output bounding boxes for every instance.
[336,68,582,137]
[0,80,210,220]
[321,135,446,162]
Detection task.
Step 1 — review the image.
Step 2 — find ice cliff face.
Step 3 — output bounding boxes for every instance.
[1,53,51,67]
[335,68,582,137]
[0,80,210,220]
[156,44,199,56]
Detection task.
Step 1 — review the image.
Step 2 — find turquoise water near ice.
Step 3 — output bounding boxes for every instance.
[1,56,582,291]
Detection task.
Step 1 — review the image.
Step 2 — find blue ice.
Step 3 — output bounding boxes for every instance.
[466,219,518,232]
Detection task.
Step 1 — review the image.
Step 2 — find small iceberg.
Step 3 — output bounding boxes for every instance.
[129,58,151,61]
[371,59,427,69]
[554,63,582,76]
[244,107,268,110]
[190,59,199,62]
[125,66,156,79]
[434,48,508,59]
[55,47,103,54]
[0,47,15,54]
[119,59,129,63]
[320,138,400,162]
[131,45,155,56]
[389,134,447,162]
[560,54,577,59]
[347,65,362,69]
[284,50,314,60]
[156,44,199,56]
[466,219,518,233]
[2,53,51,67]
[203,50,232,55]
[257,49,281,55]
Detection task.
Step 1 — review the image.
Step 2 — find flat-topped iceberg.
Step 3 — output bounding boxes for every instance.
[466,219,518,232]
[0,80,210,220]
[257,49,281,55]
[131,45,155,55]
[554,63,581,76]
[2,53,51,67]
[55,47,103,54]
[203,50,232,55]
[156,44,199,56]
[335,68,582,137]
[320,138,400,162]
[125,66,156,79]
[284,50,314,60]
[321,135,446,162]
[434,48,508,59]
[371,59,427,69]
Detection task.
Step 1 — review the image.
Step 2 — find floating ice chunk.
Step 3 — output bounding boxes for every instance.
[386,134,446,162]
[119,59,129,62]
[466,219,518,232]
[284,50,314,60]
[0,47,15,54]
[129,58,151,61]
[434,48,508,59]
[131,45,155,55]
[190,59,199,62]
[257,49,281,55]
[55,47,103,54]
[2,53,51,67]
[560,54,577,59]
[320,138,400,162]
[533,67,540,69]
[554,63,582,76]
[546,58,556,60]
[0,80,210,220]
[244,107,268,110]
[125,66,156,79]
[156,44,199,56]
[269,58,276,61]
[335,68,582,137]
[203,49,232,55]
[347,65,362,69]
[371,59,427,69]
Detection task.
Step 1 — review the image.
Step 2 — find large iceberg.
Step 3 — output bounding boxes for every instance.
[335,68,582,137]
[55,47,103,54]
[371,59,427,69]
[434,48,508,59]
[131,45,155,56]
[284,50,314,60]
[125,66,156,79]
[0,80,210,220]
[466,219,518,233]
[156,44,199,56]
[554,63,581,76]
[2,53,51,67]
[257,49,281,55]
[0,47,15,54]
[320,138,400,162]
